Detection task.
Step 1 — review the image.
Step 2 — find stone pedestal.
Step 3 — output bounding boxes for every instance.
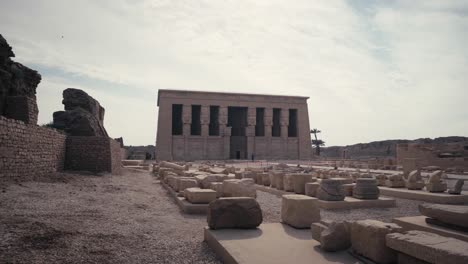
[353,178,379,200]
[281,195,320,229]
[317,179,345,201]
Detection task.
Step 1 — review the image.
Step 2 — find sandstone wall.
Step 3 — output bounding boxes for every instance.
[65,136,122,174]
[397,142,468,170]
[0,116,66,182]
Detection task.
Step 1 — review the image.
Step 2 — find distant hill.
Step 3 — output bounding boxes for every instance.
[320,136,468,159]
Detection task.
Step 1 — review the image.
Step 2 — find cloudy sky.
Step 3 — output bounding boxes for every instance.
[1,0,467,146]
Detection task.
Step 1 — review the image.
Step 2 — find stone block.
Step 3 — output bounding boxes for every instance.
[320,222,351,252]
[426,182,447,193]
[317,179,345,201]
[350,220,403,264]
[386,231,468,264]
[311,222,328,242]
[207,197,262,229]
[210,182,224,198]
[293,174,315,194]
[419,203,468,229]
[342,183,354,196]
[184,188,217,204]
[281,194,320,229]
[261,173,271,186]
[178,178,198,192]
[195,174,228,189]
[305,182,320,197]
[222,178,256,198]
[353,178,379,200]
[283,174,295,192]
[273,172,285,190]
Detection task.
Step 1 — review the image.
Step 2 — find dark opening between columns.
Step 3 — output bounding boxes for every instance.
[272,108,281,137]
[288,109,297,137]
[209,106,219,136]
[255,108,265,136]
[191,105,201,135]
[171,104,183,135]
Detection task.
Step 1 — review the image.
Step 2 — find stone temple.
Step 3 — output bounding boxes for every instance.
[155,89,312,161]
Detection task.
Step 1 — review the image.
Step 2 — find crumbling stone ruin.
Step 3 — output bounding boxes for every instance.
[53,88,108,136]
[0,34,41,124]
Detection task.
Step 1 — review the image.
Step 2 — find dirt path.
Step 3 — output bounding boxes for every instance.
[0,169,220,264]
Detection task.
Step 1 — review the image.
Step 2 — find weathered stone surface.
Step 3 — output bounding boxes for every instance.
[311,222,328,242]
[281,194,320,228]
[273,171,285,190]
[0,34,41,124]
[342,183,354,196]
[178,178,198,193]
[426,170,448,192]
[305,182,320,197]
[209,182,224,198]
[53,88,108,136]
[184,188,217,204]
[269,172,276,188]
[293,174,315,194]
[207,197,262,229]
[406,170,424,190]
[195,174,228,189]
[261,173,271,186]
[283,174,295,192]
[353,178,379,199]
[317,179,345,201]
[386,231,468,264]
[222,178,256,198]
[351,220,403,264]
[449,179,465,195]
[160,161,186,171]
[320,222,351,252]
[419,203,468,229]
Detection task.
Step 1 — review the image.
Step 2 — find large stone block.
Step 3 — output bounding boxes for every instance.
[195,174,228,189]
[293,173,315,194]
[207,197,262,229]
[283,174,295,192]
[351,220,403,264]
[305,182,320,197]
[177,177,198,192]
[184,188,217,204]
[320,222,351,252]
[353,178,379,200]
[222,178,256,198]
[273,172,285,190]
[419,203,468,229]
[317,179,345,201]
[261,173,271,186]
[209,182,224,198]
[281,194,320,229]
[386,231,468,264]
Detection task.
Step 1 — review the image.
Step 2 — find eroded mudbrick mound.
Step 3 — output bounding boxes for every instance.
[53,88,108,136]
[0,34,41,124]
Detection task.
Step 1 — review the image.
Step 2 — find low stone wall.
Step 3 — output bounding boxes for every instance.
[65,136,122,174]
[0,116,66,182]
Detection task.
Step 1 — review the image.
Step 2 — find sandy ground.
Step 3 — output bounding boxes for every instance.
[0,169,220,264]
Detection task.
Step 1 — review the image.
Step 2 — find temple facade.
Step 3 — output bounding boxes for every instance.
[155,89,312,161]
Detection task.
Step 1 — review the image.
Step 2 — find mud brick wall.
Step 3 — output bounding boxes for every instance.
[0,116,66,181]
[66,136,122,174]
[4,96,39,125]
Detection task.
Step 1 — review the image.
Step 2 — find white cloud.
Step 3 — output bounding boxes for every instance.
[1,0,467,146]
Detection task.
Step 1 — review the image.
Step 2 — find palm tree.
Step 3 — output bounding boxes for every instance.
[310,129,325,155]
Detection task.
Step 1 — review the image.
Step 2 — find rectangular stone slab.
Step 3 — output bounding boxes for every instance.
[204,223,359,264]
[386,230,468,264]
[393,216,468,243]
[379,187,468,204]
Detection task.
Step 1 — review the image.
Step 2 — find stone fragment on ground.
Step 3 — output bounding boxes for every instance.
[207,197,262,229]
[184,188,217,204]
[281,194,320,229]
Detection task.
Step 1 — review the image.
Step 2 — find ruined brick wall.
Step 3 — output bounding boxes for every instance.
[65,136,121,174]
[0,116,66,182]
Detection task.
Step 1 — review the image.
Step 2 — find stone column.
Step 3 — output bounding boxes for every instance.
[264,108,273,159]
[280,108,289,159]
[182,104,192,160]
[219,106,229,159]
[247,107,256,160]
[201,105,210,159]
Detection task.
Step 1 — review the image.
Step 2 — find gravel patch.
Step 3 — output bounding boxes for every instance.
[257,190,423,223]
[0,169,220,264]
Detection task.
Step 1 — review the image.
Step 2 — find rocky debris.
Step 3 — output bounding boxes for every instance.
[281,194,320,228]
[184,188,217,204]
[53,88,108,136]
[350,220,403,264]
[385,174,405,188]
[316,179,345,201]
[386,231,468,264]
[320,221,351,252]
[207,197,262,229]
[0,34,41,124]
[353,178,379,199]
[419,203,468,229]
[449,179,465,195]
[426,170,447,193]
[406,170,424,190]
